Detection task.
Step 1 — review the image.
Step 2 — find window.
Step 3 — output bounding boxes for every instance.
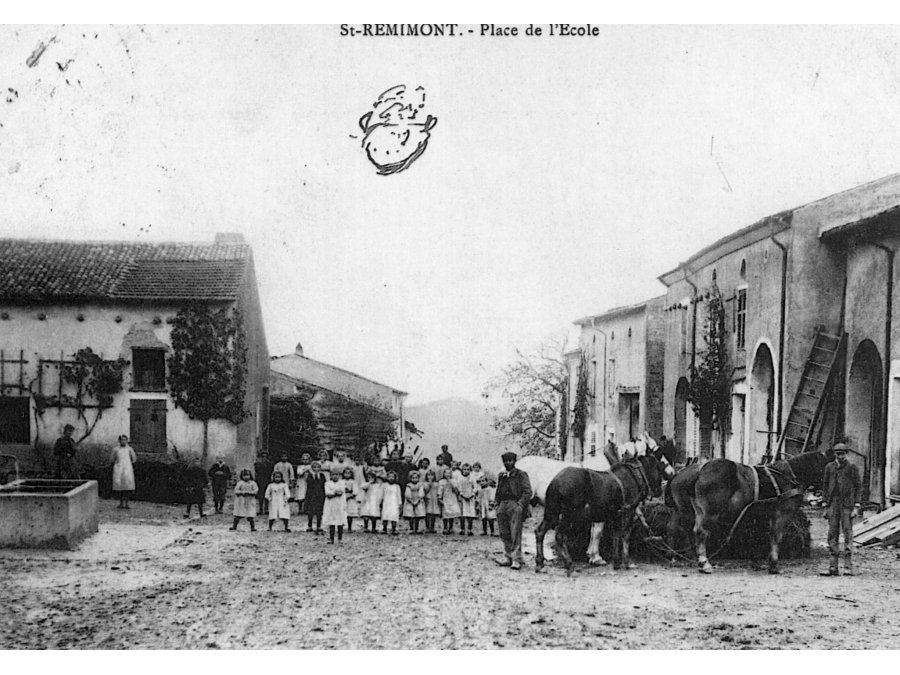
[712,268,717,284]
[735,287,747,349]
[0,397,30,443]
[739,258,747,279]
[132,348,166,391]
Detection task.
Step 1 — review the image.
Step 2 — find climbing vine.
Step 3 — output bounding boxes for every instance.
[167,303,248,462]
[571,353,592,445]
[32,347,128,445]
[688,286,731,443]
[558,375,569,459]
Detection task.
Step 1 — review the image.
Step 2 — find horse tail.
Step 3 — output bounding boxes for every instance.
[542,477,563,532]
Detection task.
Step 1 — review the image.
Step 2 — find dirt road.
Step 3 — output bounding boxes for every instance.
[2,500,899,649]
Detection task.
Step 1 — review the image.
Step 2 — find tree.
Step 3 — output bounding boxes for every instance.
[571,352,591,447]
[483,337,569,457]
[268,394,319,462]
[688,286,731,455]
[167,303,248,463]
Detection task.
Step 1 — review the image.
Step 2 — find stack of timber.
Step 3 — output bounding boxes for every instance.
[852,504,900,547]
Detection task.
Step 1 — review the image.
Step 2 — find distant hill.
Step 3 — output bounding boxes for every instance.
[405,398,511,472]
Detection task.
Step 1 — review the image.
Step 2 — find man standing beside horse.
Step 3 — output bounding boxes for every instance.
[493,452,533,570]
[821,442,862,577]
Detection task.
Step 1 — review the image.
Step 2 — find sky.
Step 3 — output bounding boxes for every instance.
[3,25,900,405]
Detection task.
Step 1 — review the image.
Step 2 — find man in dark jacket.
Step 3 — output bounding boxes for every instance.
[493,451,533,570]
[208,457,232,514]
[53,424,78,479]
[820,442,862,576]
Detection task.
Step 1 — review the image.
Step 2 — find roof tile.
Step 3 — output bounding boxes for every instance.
[0,239,249,302]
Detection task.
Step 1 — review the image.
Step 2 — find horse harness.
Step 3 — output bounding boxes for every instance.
[610,459,651,510]
[751,463,804,504]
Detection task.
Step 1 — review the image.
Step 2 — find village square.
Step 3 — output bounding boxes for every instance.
[3,25,900,651]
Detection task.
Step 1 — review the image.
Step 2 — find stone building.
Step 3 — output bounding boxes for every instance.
[565,296,666,462]
[817,173,900,503]
[660,173,900,506]
[0,234,270,472]
[270,345,407,460]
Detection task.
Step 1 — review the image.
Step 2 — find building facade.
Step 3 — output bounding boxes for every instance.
[0,234,270,473]
[270,345,407,459]
[565,296,665,462]
[659,172,900,506]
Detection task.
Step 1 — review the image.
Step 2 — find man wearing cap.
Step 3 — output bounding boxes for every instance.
[53,424,78,479]
[492,452,533,570]
[821,442,862,576]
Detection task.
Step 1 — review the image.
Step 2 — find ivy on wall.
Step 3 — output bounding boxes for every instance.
[571,353,591,446]
[688,286,731,446]
[167,303,248,462]
[557,376,569,460]
[32,347,128,445]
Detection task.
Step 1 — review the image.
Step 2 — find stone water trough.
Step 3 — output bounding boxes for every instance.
[0,479,99,549]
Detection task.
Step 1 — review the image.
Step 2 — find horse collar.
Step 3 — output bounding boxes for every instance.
[622,460,650,502]
[761,465,781,499]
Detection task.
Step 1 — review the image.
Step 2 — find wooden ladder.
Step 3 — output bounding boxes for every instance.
[774,327,846,459]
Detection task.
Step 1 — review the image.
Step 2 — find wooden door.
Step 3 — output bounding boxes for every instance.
[129,399,167,453]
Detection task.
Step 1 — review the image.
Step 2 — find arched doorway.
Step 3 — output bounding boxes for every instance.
[846,340,884,503]
[748,344,775,465]
[674,377,691,462]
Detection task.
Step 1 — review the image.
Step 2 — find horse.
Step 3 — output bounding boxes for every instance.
[516,453,615,506]
[515,456,570,504]
[664,462,702,554]
[690,451,828,574]
[534,453,666,575]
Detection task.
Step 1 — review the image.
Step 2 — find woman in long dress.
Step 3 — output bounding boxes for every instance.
[110,434,137,509]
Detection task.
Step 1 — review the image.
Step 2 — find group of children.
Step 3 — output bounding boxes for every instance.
[230,450,499,544]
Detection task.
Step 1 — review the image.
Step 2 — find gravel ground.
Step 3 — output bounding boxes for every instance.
[2,498,900,649]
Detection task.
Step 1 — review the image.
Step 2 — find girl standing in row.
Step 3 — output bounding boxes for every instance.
[295,452,312,513]
[266,471,292,532]
[359,469,382,532]
[423,469,441,533]
[323,468,347,544]
[477,475,496,535]
[439,467,460,534]
[342,466,358,532]
[457,463,479,536]
[402,470,425,534]
[381,471,402,535]
[231,469,258,531]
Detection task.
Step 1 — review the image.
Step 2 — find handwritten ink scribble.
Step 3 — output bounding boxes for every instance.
[26,37,56,68]
[358,84,436,176]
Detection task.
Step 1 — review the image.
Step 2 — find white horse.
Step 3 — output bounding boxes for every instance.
[519,435,671,568]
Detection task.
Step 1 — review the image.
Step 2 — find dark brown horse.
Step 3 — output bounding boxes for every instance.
[664,462,701,554]
[686,451,827,574]
[534,454,665,575]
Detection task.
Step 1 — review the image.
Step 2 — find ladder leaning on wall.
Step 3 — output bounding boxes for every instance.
[771,326,847,460]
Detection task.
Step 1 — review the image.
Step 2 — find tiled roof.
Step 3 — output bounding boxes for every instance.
[0,239,249,302]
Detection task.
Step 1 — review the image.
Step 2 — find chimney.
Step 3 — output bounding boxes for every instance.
[215,232,245,243]
[295,342,304,357]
